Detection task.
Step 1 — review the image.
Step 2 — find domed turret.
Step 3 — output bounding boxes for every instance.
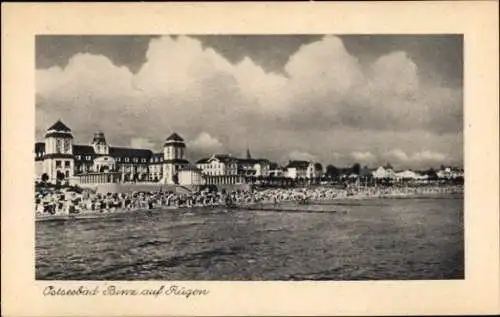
[92,131,106,145]
[44,120,73,154]
[45,119,73,139]
[164,132,186,160]
[162,132,188,184]
[43,120,74,183]
[92,130,109,155]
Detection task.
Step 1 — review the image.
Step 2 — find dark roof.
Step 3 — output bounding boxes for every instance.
[179,165,202,172]
[163,159,190,164]
[254,158,270,164]
[73,145,96,155]
[286,160,310,168]
[196,158,210,164]
[48,120,71,132]
[269,162,280,169]
[211,154,236,164]
[109,147,152,159]
[44,132,74,139]
[237,158,255,165]
[92,132,106,144]
[166,132,184,142]
[149,153,164,164]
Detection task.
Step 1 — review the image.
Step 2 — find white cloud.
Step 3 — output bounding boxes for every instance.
[350,151,377,163]
[286,150,317,162]
[188,132,223,154]
[383,149,448,168]
[412,150,447,162]
[385,148,410,162]
[130,137,156,150]
[36,35,462,168]
[369,51,419,95]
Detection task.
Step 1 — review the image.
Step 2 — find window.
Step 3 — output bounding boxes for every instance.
[76,155,81,160]
[86,156,91,161]
[133,158,138,163]
[55,160,61,168]
[117,157,121,162]
[125,158,129,163]
[142,158,146,163]
[56,139,62,153]
[64,161,70,168]
[65,171,69,178]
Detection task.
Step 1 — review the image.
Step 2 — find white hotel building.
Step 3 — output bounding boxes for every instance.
[35,120,324,187]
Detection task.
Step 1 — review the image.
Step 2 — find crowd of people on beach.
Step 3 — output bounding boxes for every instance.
[35,183,464,219]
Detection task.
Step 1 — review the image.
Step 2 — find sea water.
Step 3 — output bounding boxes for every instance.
[36,196,464,280]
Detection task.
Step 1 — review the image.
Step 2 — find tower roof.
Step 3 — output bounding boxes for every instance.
[166,132,184,142]
[92,131,107,144]
[47,120,71,132]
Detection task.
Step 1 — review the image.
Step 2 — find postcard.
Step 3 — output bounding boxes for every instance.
[1,2,499,316]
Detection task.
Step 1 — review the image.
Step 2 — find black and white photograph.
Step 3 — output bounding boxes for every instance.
[34,34,465,281]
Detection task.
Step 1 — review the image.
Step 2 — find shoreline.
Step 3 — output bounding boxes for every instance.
[35,190,463,222]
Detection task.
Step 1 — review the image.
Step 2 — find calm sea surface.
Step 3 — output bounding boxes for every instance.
[36,196,464,280]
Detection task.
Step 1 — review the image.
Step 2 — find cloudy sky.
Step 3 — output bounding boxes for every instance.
[36,35,463,169]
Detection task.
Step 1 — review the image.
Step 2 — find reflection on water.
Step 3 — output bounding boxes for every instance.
[36,197,464,280]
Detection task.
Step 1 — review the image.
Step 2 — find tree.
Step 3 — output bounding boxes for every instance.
[351,163,361,175]
[325,165,339,179]
[41,173,49,183]
[314,162,323,172]
[425,168,438,181]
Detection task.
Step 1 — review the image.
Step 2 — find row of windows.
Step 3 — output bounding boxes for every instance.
[72,155,150,163]
[38,154,163,164]
[117,157,148,163]
[54,169,70,178]
[75,155,92,161]
[55,160,71,168]
[151,157,164,163]
[75,165,152,172]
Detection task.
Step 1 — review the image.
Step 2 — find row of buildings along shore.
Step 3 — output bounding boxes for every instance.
[35,120,464,187]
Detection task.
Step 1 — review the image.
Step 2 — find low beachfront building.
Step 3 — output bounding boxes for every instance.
[197,149,272,179]
[395,169,427,181]
[178,165,205,186]
[236,158,271,177]
[268,162,286,177]
[285,160,322,179]
[372,166,397,179]
[437,166,464,179]
[196,154,238,176]
[285,160,308,179]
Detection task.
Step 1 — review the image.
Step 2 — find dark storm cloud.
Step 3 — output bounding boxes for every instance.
[340,35,463,88]
[192,35,323,74]
[36,35,159,73]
